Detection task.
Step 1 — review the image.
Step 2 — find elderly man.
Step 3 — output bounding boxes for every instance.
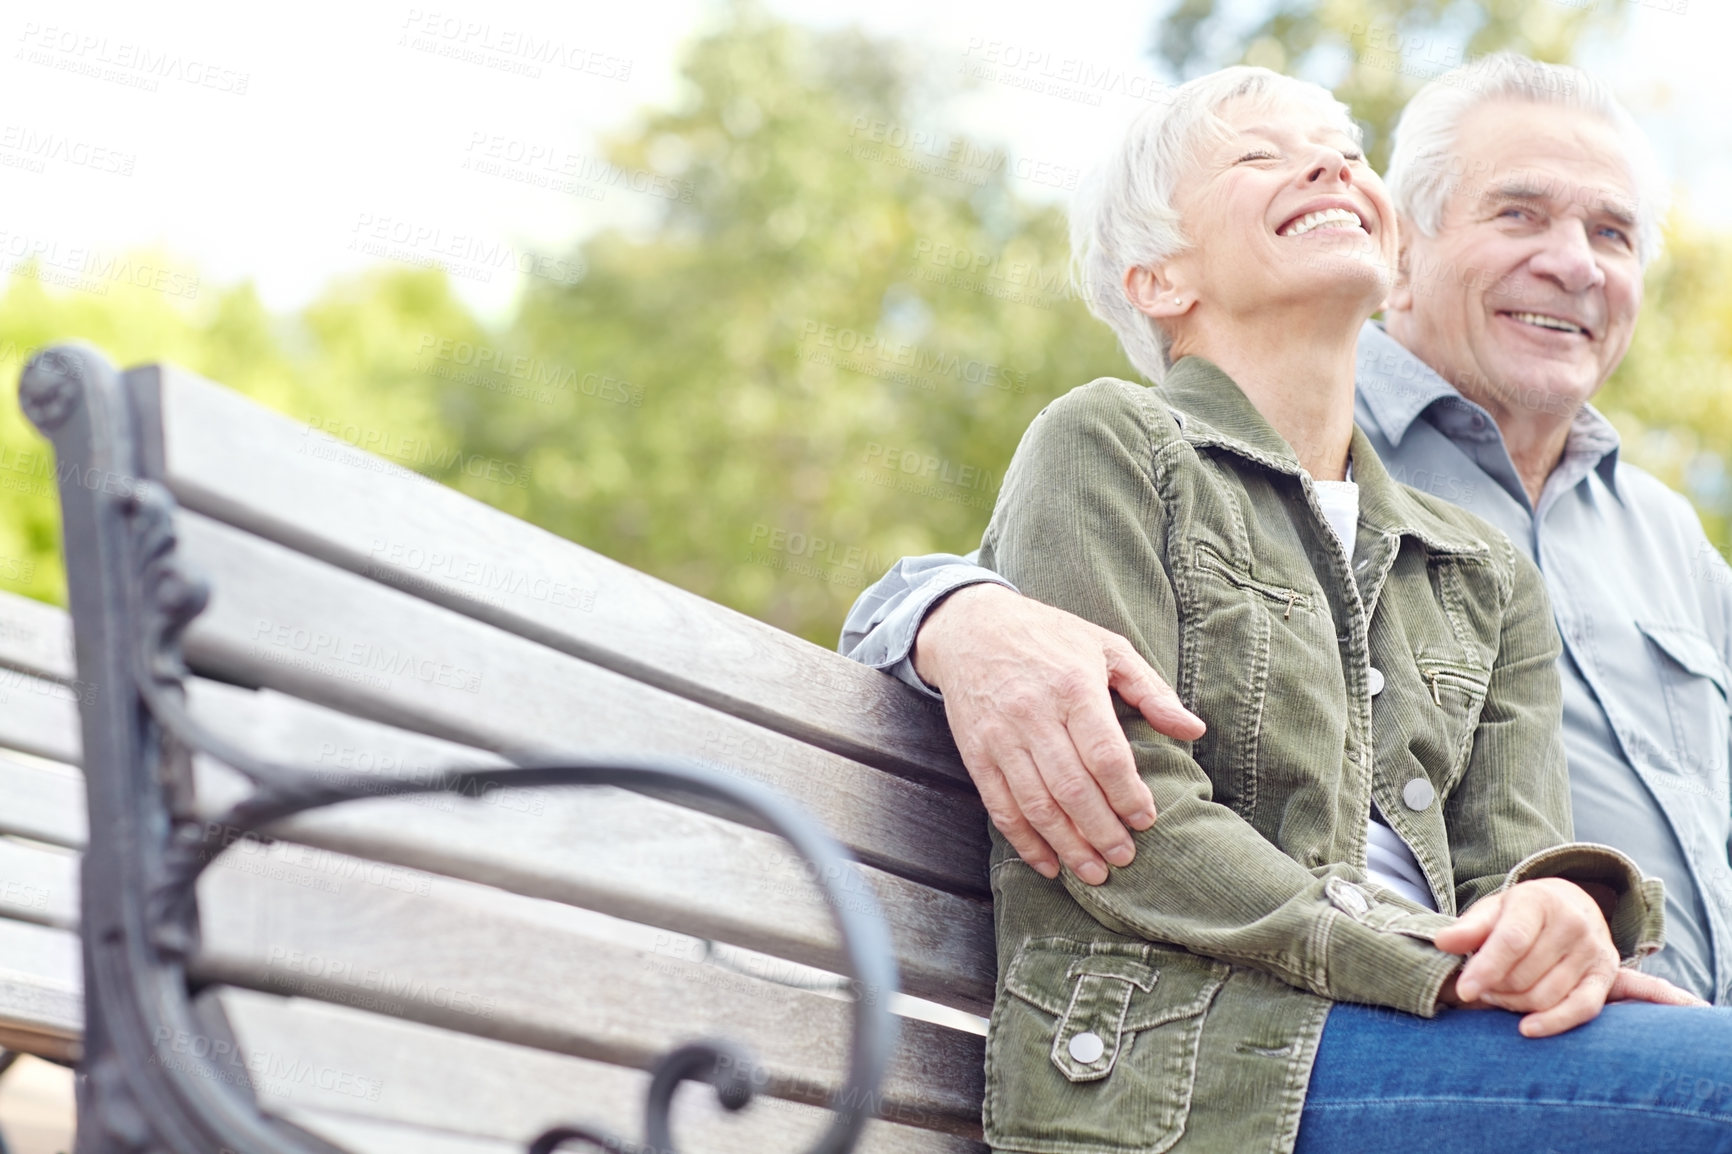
[842,52,1732,1004]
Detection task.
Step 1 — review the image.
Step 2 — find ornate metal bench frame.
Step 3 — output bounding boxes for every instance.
[22,344,899,1154]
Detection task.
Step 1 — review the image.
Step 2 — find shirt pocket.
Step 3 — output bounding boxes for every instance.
[1636,620,1729,782]
[984,937,1228,1154]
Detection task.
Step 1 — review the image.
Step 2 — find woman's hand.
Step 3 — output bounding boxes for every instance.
[1432,878,1624,1037]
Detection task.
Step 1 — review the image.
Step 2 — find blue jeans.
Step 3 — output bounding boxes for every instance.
[1295,1002,1732,1153]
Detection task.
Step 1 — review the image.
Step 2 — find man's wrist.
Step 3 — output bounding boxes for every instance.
[912,581,1017,692]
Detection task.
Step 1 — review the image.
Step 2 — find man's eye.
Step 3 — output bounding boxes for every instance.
[1597,225,1631,245]
[1237,149,1278,163]
[1343,151,1364,162]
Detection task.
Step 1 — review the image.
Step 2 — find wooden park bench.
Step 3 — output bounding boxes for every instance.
[0,343,993,1154]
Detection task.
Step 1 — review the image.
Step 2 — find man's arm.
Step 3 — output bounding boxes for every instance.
[839,558,1204,883]
[838,552,1011,696]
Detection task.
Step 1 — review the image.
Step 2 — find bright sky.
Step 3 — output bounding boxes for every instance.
[2,0,1725,323]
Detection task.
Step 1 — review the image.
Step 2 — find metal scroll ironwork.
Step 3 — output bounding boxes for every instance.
[20,344,901,1154]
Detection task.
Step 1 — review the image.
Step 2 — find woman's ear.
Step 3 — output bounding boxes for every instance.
[1124,264,1193,321]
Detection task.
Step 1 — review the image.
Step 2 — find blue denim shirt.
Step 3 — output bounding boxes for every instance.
[840,321,1732,1003]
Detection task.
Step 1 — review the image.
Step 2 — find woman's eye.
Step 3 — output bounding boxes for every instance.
[1597,225,1631,245]
[1237,149,1277,163]
[1343,151,1364,162]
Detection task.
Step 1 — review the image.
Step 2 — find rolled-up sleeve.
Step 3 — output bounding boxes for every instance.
[838,553,1014,698]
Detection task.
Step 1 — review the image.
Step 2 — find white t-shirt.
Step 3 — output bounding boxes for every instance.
[1312,467,1438,912]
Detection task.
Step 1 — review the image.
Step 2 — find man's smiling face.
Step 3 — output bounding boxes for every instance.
[1387,100,1645,420]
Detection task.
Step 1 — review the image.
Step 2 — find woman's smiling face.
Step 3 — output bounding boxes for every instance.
[1160,94,1397,323]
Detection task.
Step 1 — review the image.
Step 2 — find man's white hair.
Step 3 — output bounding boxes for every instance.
[1385,52,1669,266]
[1069,66,1359,384]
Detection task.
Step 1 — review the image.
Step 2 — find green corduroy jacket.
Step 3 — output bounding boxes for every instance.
[975,360,1666,1154]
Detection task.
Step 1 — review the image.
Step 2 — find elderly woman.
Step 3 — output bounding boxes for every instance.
[978,67,1726,1154]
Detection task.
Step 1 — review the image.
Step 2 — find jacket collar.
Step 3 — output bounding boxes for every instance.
[1158,354,1492,558]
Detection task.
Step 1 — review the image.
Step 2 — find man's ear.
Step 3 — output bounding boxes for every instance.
[1124,264,1194,321]
[1384,216,1416,316]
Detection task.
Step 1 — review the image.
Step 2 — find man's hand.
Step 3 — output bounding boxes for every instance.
[912,583,1204,885]
[1431,878,1704,1037]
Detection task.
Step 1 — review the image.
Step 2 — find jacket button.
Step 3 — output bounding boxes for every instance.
[1403,777,1436,811]
[1326,877,1371,917]
[1069,1031,1105,1063]
[1367,667,1385,695]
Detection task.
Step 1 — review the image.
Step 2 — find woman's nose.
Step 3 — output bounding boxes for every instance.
[1306,152,1352,185]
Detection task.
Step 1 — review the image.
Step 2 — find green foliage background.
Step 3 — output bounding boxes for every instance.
[1,0,1726,646]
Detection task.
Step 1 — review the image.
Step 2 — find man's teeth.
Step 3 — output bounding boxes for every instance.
[1281,208,1364,237]
[1508,312,1586,335]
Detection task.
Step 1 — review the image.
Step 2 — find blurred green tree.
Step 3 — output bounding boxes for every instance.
[497,1,1130,642]
[3,0,1728,646]
[1156,0,1623,167]
[0,263,502,606]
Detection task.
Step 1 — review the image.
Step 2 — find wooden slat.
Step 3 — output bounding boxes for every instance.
[151,364,965,788]
[0,838,78,930]
[173,511,988,900]
[191,854,985,1138]
[0,918,81,1062]
[281,1115,516,1154]
[0,752,86,849]
[0,667,82,766]
[183,680,993,1014]
[214,990,985,1154]
[0,589,74,684]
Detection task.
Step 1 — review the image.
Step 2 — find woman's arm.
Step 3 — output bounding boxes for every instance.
[979,379,1460,1017]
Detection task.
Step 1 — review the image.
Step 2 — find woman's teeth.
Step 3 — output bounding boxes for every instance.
[1280,208,1364,237]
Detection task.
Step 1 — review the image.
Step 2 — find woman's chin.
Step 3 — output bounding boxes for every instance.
[1277,249,1393,308]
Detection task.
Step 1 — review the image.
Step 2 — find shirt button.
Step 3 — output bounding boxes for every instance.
[1403,777,1437,811]
[1069,1031,1106,1064]
[1367,667,1385,696]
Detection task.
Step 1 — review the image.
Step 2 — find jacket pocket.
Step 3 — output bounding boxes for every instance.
[985,938,1228,1154]
[1194,542,1311,616]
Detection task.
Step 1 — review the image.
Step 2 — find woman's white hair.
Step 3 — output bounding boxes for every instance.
[1069,66,1359,383]
[1385,52,1669,267]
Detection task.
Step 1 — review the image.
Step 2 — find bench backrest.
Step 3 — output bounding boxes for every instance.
[13,346,993,1154]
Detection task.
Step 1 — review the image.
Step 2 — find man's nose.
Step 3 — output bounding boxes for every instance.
[1529,220,1606,294]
